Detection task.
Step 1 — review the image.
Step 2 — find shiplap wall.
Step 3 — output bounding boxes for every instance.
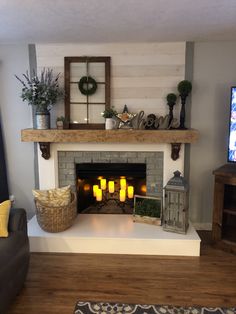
[36,43,185,127]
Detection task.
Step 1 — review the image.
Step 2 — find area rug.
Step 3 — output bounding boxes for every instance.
[74,301,236,314]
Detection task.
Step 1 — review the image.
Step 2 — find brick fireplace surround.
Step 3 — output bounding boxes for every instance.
[58,151,163,200]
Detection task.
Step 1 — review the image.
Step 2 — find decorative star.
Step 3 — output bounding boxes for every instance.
[115,105,136,129]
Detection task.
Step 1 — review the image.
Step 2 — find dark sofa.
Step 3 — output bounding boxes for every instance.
[0,208,30,314]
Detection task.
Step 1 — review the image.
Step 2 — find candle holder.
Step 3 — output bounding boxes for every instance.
[94,189,134,214]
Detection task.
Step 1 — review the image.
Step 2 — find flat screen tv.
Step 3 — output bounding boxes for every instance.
[228,87,236,162]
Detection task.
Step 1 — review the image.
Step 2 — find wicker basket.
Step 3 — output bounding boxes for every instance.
[35,192,77,233]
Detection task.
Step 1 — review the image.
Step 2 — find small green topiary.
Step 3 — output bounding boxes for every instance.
[166,93,177,105]
[177,80,192,96]
[102,107,117,118]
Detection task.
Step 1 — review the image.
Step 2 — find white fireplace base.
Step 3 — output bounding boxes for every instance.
[28,214,201,256]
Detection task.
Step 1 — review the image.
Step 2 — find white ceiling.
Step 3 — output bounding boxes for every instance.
[1,0,236,44]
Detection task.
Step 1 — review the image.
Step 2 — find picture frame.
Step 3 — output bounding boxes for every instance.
[133,195,162,226]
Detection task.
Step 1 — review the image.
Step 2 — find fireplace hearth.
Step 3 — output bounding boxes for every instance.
[76,163,146,214]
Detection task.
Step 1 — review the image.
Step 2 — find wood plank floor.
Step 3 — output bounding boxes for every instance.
[8,232,236,314]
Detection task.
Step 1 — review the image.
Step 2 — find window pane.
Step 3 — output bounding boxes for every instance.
[70,104,88,124]
[89,84,105,103]
[70,63,86,81]
[70,83,87,103]
[89,63,105,81]
[88,104,105,123]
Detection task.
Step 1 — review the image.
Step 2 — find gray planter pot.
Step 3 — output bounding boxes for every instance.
[35,111,50,129]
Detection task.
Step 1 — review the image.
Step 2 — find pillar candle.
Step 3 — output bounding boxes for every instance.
[100,178,107,190]
[93,185,99,197]
[120,189,126,202]
[96,189,102,201]
[108,181,115,193]
[120,178,126,190]
[128,186,134,198]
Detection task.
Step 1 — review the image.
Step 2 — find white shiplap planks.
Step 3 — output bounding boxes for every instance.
[36,42,185,120]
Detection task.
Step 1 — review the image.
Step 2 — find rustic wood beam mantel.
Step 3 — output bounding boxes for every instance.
[21,128,199,160]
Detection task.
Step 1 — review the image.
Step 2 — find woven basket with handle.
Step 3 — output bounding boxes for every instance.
[35,192,77,233]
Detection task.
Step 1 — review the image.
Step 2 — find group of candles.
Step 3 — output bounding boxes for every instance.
[93,177,134,202]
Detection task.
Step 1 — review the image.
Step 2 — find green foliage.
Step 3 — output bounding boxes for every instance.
[177,80,192,96]
[166,93,177,105]
[102,107,117,118]
[15,68,63,112]
[56,116,66,122]
[78,76,97,96]
[135,197,161,218]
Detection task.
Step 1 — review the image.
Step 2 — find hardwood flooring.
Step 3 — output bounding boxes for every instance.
[8,232,236,314]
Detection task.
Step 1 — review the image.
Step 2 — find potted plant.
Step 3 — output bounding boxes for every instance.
[15,68,63,129]
[56,116,66,129]
[102,107,117,129]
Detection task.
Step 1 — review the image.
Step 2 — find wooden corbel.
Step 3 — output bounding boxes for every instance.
[39,142,50,160]
[171,143,181,161]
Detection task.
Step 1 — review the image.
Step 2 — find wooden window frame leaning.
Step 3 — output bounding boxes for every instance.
[64,56,111,129]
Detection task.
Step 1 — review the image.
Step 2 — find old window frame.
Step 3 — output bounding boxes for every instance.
[64,56,111,129]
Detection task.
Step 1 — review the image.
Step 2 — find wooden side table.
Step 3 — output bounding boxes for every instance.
[212,164,236,254]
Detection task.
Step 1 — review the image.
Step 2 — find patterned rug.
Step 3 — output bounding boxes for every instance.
[74,301,236,314]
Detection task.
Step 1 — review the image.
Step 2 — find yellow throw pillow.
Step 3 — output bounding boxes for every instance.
[0,200,11,237]
[32,185,71,207]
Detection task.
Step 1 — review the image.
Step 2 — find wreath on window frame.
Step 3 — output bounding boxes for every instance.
[78,76,97,96]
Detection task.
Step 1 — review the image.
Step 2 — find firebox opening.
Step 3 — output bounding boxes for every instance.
[76,163,146,214]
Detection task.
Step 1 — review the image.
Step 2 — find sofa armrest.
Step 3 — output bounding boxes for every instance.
[8,208,27,234]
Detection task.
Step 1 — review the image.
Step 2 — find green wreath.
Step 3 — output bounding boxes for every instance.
[78,76,97,96]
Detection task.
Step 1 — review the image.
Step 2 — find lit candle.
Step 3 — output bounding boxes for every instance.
[100,178,107,190]
[83,184,90,192]
[120,189,126,202]
[108,181,115,193]
[120,178,126,190]
[128,186,134,198]
[96,189,102,201]
[141,184,147,193]
[93,185,99,197]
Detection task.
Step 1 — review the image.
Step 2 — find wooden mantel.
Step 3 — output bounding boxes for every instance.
[21,128,199,160]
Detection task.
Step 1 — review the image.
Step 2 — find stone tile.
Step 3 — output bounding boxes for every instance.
[58,163,66,169]
[66,163,75,169]
[58,151,66,157]
[58,174,66,181]
[58,156,74,163]
[92,158,111,163]
[74,157,91,163]
[66,174,76,181]
[125,152,138,158]
[59,180,72,187]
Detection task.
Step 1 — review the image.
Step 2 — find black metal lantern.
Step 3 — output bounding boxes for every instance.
[163,171,189,234]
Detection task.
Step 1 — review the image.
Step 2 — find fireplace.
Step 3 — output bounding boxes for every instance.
[30,145,201,256]
[58,150,164,213]
[76,163,146,214]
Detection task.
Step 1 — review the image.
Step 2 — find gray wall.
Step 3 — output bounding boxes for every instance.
[0,45,35,216]
[189,41,236,226]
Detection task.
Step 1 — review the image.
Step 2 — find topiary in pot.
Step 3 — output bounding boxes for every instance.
[101,107,117,118]
[166,93,177,128]
[177,80,192,129]
[56,116,66,129]
[102,107,117,129]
